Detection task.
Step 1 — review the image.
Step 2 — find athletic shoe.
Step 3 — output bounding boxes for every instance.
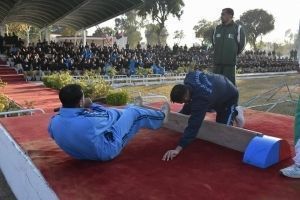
[161,102,170,123]
[280,164,300,178]
[235,106,245,128]
[134,96,143,107]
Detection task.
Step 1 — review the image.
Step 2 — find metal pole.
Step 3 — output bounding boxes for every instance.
[26,26,31,47]
[82,29,87,46]
[45,28,50,42]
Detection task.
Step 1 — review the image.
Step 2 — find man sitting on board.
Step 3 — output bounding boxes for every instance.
[280,96,300,178]
[163,70,245,161]
[48,84,169,161]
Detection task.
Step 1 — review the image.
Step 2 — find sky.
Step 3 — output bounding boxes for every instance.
[87,0,300,47]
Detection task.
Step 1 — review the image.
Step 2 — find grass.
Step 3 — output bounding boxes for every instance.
[117,74,300,116]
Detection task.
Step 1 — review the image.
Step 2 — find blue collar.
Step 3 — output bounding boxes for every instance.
[58,108,85,117]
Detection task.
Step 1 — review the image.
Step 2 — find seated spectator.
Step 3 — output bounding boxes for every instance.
[152,60,165,75]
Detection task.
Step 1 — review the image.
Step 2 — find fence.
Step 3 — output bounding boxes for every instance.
[0,108,45,118]
[72,73,187,87]
[71,71,298,88]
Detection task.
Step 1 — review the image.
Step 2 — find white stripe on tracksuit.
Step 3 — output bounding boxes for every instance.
[294,140,300,166]
[226,105,235,125]
[212,27,216,46]
[237,25,246,53]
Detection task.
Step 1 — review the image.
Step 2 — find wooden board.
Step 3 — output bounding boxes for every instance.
[164,112,262,152]
[142,104,262,152]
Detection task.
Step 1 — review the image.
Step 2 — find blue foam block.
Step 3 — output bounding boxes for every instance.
[243,135,280,168]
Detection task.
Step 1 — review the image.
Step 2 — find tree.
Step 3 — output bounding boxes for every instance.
[138,0,184,45]
[285,29,294,44]
[61,27,76,36]
[145,24,168,46]
[294,25,300,52]
[256,37,267,50]
[92,26,114,37]
[239,9,275,50]
[193,19,218,45]
[50,25,76,36]
[6,23,31,36]
[5,23,41,45]
[114,18,126,33]
[173,30,184,44]
[126,27,142,48]
[114,11,143,48]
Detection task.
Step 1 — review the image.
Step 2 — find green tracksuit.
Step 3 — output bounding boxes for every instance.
[295,96,300,144]
[212,21,246,85]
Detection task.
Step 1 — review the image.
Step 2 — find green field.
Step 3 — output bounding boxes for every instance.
[121,74,300,116]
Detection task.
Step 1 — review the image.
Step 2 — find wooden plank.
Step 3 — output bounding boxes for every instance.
[142,104,262,152]
[164,112,262,152]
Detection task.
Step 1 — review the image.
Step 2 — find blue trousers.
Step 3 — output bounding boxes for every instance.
[99,106,164,160]
[180,94,238,126]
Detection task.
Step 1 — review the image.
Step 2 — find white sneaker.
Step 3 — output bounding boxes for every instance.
[235,106,245,128]
[280,164,300,178]
[161,102,170,123]
[134,96,143,107]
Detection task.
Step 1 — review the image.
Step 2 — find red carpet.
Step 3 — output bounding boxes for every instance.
[0,62,60,112]
[0,65,24,83]
[0,104,298,200]
[2,81,60,112]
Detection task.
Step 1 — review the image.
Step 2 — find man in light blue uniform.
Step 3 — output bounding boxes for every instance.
[48,84,168,161]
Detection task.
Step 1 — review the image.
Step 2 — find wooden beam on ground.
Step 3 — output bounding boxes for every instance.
[141,103,262,153]
[164,111,262,152]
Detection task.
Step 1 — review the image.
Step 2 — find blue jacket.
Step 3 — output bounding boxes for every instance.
[129,59,137,75]
[48,104,121,160]
[82,49,93,59]
[179,71,238,148]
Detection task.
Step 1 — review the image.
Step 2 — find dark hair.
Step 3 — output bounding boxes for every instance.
[170,84,188,103]
[222,8,234,16]
[59,84,83,108]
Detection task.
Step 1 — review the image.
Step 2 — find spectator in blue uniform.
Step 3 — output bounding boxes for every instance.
[152,60,165,75]
[129,56,137,75]
[82,46,93,60]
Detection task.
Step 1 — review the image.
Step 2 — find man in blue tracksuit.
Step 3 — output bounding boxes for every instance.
[163,70,244,161]
[48,84,168,161]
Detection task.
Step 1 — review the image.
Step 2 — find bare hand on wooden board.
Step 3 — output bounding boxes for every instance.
[162,146,183,161]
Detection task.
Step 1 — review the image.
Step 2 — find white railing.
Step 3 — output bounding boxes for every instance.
[0,108,45,118]
[72,74,187,87]
[130,75,145,86]
[69,70,299,88]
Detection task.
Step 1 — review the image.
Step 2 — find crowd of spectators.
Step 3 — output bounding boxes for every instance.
[3,37,300,76]
[237,50,299,73]
[8,40,213,76]
[0,33,24,54]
